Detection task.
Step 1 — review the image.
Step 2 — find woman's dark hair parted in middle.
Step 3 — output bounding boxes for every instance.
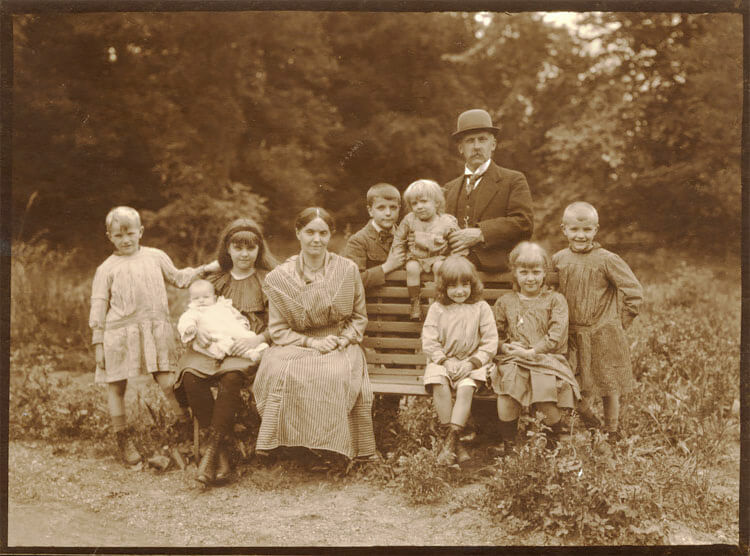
[295,207,336,233]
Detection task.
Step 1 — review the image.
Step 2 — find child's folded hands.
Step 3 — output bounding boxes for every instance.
[453,361,474,381]
[502,342,537,360]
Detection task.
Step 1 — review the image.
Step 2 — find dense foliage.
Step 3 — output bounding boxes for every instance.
[12,10,742,262]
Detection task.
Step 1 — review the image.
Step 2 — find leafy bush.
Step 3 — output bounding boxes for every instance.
[480,423,669,544]
[391,445,455,504]
[393,396,442,455]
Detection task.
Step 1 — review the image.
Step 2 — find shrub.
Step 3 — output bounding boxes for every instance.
[480,418,667,544]
[391,445,455,504]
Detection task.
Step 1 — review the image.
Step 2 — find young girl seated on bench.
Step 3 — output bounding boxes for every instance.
[421,255,498,464]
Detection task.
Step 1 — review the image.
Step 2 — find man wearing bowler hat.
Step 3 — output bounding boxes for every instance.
[445,109,533,272]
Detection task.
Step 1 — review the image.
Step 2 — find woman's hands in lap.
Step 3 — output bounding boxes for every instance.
[309,335,348,353]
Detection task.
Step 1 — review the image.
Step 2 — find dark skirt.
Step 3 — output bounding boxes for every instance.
[174,347,258,391]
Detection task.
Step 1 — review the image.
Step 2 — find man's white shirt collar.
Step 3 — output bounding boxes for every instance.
[464,158,491,178]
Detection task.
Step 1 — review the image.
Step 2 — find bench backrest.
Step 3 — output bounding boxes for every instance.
[364,269,513,395]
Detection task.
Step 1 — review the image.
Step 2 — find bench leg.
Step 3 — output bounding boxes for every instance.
[193,416,200,462]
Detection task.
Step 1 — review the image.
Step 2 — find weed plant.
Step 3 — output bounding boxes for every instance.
[11,241,91,351]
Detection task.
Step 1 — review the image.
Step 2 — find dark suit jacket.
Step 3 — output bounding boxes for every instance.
[342,220,393,290]
[444,160,533,271]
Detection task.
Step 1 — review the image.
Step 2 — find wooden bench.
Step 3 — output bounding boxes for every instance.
[364,269,514,398]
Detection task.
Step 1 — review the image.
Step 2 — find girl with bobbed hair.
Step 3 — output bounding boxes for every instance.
[422,255,498,465]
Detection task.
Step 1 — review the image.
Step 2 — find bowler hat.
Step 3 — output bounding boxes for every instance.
[452,109,500,140]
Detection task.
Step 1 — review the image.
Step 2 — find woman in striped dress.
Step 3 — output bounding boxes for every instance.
[253,207,376,460]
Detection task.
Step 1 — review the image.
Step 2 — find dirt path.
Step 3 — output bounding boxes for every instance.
[7,441,506,547]
[7,440,739,547]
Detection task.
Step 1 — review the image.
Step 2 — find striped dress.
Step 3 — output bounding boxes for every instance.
[253,252,376,458]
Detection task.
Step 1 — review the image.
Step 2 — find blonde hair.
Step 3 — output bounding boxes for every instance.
[403,179,445,214]
[562,201,599,224]
[507,241,551,291]
[105,206,141,231]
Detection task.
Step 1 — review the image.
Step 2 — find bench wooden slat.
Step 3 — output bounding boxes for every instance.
[369,372,423,383]
[366,352,426,365]
[366,303,426,315]
[367,286,437,298]
[368,366,423,377]
[371,382,428,396]
[363,337,422,350]
[383,270,515,282]
[367,286,513,300]
[365,321,423,333]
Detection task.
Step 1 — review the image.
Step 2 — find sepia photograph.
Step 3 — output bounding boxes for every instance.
[3,0,744,550]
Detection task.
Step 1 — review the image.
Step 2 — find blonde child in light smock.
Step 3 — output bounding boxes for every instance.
[89,206,211,466]
[490,242,581,455]
[391,179,468,319]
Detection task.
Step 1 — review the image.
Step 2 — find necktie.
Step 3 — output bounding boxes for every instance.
[465,172,483,195]
[378,230,393,245]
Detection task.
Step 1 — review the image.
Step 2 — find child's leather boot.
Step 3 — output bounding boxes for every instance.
[115,429,142,466]
[437,425,457,465]
[493,418,517,457]
[214,447,232,482]
[197,428,223,485]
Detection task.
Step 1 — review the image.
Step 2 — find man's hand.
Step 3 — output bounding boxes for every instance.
[95,344,105,370]
[229,335,266,357]
[447,228,483,252]
[382,249,405,275]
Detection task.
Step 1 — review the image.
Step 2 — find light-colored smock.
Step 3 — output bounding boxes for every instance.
[175,270,269,386]
[253,253,376,458]
[490,290,580,408]
[391,212,467,272]
[89,246,201,383]
[421,300,498,391]
[552,245,643,396]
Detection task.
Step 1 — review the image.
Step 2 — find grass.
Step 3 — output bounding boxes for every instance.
[8,239,741,545]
